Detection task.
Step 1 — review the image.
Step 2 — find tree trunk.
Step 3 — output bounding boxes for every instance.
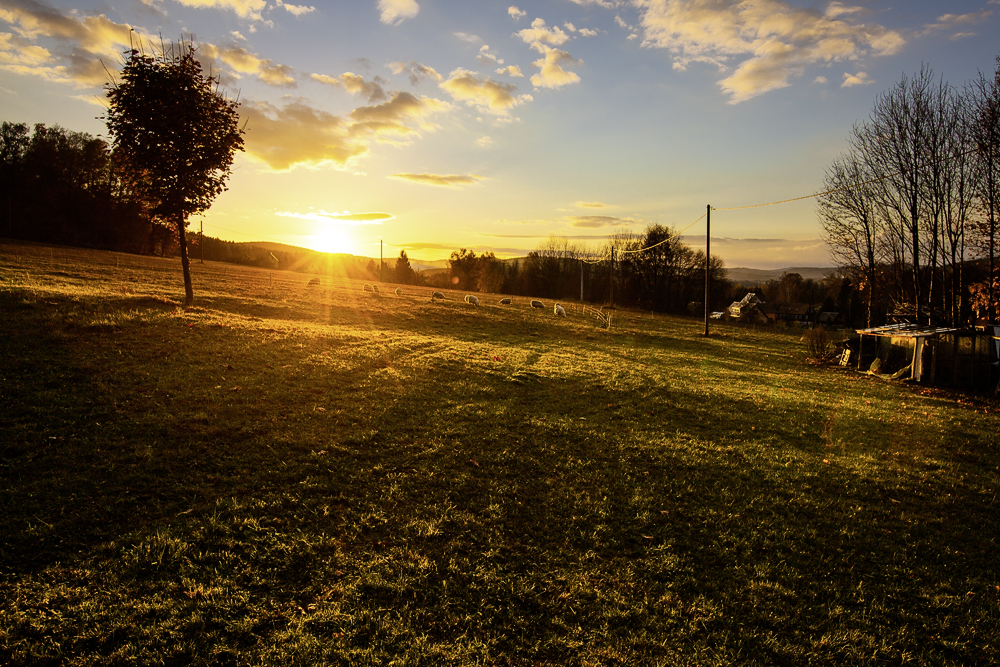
[177,214,194,306]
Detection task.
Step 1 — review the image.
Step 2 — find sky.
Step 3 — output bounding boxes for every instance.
[2,0,999,269]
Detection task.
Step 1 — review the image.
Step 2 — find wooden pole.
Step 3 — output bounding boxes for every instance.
[704,204,711,336]
[580,259,584,302]
[609,247,614,308]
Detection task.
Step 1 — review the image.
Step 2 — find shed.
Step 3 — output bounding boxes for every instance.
[855,324,999,389]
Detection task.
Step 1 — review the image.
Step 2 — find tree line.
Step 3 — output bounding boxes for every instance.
[436,228,732,315]
[1,121,167,254]
[819,57,1000,328]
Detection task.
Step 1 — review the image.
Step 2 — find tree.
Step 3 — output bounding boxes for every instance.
[105,41,244,306]
[394,249,415,284]
[968,56,1000,323]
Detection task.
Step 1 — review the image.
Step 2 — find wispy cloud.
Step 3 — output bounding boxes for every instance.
[568,215,640,228]
[389,173,484,187]
[276,210,391,224]
[577,201,608,208]
[635,0,905,103]
[508,6,527,21]
[388,59,443,85]
[495,65,523,77]
[378,0,419,25]
[174,0,267,20]
[277,1,316,17]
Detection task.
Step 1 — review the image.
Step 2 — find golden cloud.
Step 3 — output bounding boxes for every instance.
[577,201,607,208]
[378,0,419,25]
[389,173,484,187]
[241,100,366,171]
[530,47,581,89]
[199,44,297,87]
[340,71,388,102]
[173,0,267,19]
[276,210,391,224]
[242,92,448,171]
[568,215,637,228]
[636,0,906,103]
[440,68,531,114]
[389,59,443,85]
[517,18,570,52]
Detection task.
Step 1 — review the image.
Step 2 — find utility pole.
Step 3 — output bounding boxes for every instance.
[379,239,383,283]
[200,219,204,263]
[580,259,584,302]
[609,247,615,308]
[704,204,711,336]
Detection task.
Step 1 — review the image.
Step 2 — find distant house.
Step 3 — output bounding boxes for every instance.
[761,302,812,325]
[727,293,761,318]
[817,311,840,327]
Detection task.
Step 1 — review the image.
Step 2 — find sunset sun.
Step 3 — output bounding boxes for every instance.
[309,226,351,255]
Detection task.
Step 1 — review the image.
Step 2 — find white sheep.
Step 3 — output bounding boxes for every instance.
[394,287,402,296]
[530,300,544,309]
[363,284,373,293]
[464,294,480,306]
[554,302,566,317]
[432,291,445,300]
[498,298,512,305]
[372,285,381,295]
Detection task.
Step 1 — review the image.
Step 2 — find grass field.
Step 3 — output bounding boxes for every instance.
[1,240,999,666]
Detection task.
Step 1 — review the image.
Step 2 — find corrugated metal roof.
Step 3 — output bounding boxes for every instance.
[857,323,959,338]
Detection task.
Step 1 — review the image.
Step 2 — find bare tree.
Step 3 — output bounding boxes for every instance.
[968,57,1000,323]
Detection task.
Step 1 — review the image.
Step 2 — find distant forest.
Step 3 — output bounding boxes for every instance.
[2,119,854,320]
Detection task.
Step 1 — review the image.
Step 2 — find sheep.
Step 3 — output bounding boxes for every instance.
[394,287,402,296]
[363,284,373,293]
[554,302,566,317]
[530,300,544,309]
[498,297,512,305]
[307,277,320,286]
[372,285,381,295]
[432,291,445,300]
[464,294,480,306]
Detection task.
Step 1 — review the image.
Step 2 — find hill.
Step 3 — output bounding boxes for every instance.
[726,266,836,284]
[2,239,996,665]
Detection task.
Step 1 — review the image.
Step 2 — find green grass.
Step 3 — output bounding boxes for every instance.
[1,240,999,665]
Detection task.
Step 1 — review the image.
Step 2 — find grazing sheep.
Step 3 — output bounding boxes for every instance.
[307,277,320,286]
[464,294,480,306]
[394,287,402,296]
[530,300,544,309]
[554,303,566,317]
[372,285,381,295]
[498,297,512,305]
[363,284,373,293]
[432,291,445,300]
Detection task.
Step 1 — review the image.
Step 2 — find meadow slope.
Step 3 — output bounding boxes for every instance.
[1,241,998,666]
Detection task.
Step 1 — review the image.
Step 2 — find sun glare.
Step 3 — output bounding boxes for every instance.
[309,226,351,255]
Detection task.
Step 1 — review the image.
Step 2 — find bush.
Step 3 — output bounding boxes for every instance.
[804,326,830,361]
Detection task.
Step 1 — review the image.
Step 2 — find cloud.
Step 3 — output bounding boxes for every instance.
[277,1,316,17]
[339,71,389,102]
[241,100,366,171]
[508,6,526,20]
[579,28,598,37]
[841,71,871,87]
[568,215,638,228]
[516,18,570,52]
[242,92,448,171]
[577,201,607,208]
[388,59,443,85]
[276,210,391,224]
[440,68,531,115]
[476,135,493,147]
[495,64,523,77]
[389,173,484,187]
[311,73,340,86]
[531,47,582,89]
[454,32,481,43]
[635,0,906,103]
[378,0,419,25]
[349,91,450,140]
[199,43,297,87]
[0,2,140,87]
[173,0,267,20]
[477,45,504,66]
[919,10,993,38]
[567,0,618,6]
[814,75,827,84]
